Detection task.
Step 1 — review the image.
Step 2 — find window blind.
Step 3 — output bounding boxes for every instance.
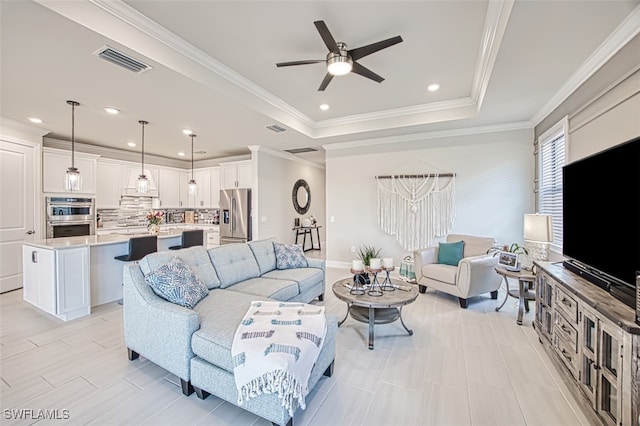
[539,131,565,251]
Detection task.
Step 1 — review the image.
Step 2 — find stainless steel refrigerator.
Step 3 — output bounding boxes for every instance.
[220,188,251,244]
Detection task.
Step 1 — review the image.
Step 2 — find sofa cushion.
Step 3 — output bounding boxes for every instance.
[207,244,261,288]
[227,277,300,301]
[139,246,221,289]
[248,237,277,275]
[422,263,458,285]
[191,289,259,373]
[438,241,465,266]
[273,242,308,269]
[261,268,323,295]
[144,257,209,308]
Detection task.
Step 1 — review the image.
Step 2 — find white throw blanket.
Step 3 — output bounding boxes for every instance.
[231,301,327,416]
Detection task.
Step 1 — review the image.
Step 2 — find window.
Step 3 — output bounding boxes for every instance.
[538,117,567,253]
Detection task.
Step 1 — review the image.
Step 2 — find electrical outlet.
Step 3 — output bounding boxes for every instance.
[330,215,335,223]
[351,245,356,253]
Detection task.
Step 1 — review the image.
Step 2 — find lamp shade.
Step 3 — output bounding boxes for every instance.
[523,214,553,243]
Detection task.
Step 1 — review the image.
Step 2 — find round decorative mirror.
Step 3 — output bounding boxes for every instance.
[292,179,311,214]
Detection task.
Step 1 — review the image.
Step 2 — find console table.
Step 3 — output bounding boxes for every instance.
[292,225,322,252]
[534,261,639,426]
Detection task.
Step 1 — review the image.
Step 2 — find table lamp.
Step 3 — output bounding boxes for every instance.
[523,213,553,264]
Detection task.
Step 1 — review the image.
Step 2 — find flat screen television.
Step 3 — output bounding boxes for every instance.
[562,136,639,309]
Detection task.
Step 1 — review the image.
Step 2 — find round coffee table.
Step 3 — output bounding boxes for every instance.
[332,278,419,350]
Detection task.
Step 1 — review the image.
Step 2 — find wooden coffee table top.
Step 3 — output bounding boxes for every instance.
[331,278,419,309]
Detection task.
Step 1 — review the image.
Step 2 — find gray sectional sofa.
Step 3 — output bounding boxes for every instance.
[122,238,337,426]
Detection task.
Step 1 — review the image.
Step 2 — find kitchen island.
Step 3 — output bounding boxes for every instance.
[23,230,187,321]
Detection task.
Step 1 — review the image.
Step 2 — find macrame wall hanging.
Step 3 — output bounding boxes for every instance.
[376,172,456,251]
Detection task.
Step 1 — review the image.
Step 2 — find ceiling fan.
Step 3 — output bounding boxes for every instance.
[276,20,403,91]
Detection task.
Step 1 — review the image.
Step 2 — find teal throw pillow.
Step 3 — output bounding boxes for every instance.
[144,257,209,309]
[437,241,465,266]
[273,242,308,270]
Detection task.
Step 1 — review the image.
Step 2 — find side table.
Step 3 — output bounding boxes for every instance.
[495,267,536,325]
[292,225,322,252]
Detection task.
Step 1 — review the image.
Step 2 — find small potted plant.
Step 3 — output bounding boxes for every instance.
[355,245,381,284]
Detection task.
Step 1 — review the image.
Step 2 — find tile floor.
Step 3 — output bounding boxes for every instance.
[0,267,595,425]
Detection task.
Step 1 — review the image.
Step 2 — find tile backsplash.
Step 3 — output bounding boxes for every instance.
[98,196,219,227]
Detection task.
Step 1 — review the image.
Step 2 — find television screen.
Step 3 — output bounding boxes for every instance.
[563,136,640,295]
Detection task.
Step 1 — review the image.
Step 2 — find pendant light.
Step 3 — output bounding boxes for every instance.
[188,133,197,195]
[136,120,149,193]
[64,100,82,192]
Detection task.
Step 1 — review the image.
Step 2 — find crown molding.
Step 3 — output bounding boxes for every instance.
[531,3,640,126]
[252,145,325,170]
[322,121,532,151]
[37,0,511,140]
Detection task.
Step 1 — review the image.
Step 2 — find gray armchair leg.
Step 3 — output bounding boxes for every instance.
[490,290,498,299]
[458,298,468,309]
[419,285,427,294]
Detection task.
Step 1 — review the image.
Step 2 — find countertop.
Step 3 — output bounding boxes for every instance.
[24,229,185,250]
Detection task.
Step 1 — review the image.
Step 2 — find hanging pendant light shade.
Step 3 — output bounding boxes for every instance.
[136,120,149,193]
[188,134,197,195]
[64,100,82,192]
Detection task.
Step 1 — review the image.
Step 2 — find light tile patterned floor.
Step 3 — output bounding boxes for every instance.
[0,267,595,425]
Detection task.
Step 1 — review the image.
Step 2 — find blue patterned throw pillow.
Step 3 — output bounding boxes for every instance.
[144,257,209,309]
[273,242,308,270]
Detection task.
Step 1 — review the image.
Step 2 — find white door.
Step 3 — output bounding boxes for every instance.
[0,140,36,293]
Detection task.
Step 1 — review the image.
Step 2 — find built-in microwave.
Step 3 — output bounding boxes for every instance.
[45,197,95,238]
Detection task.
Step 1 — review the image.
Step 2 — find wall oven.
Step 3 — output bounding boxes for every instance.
[45,197,95,238]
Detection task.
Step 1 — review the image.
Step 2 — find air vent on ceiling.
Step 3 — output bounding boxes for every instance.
[94,45,152,74]
[194,150,207,155]
[284,147,319,154]
[266,124,286,133]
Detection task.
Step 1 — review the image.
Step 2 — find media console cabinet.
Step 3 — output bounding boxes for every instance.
[534,261,639,426]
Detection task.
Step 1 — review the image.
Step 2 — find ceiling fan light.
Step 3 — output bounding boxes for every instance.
[327,55,352,76]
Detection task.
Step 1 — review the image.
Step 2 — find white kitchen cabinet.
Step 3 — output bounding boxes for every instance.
[96,160,122,208]
[22,244,90,321]
[42,148,98,194]
[220,160,252,189]
[206,226,220,248]
[179,170,193,208]
[193,169,211,208]
[210,167,220,207]
[158,168,181,208]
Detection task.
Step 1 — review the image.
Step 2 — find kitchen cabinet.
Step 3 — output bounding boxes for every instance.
[220,160,252,189]
[42,148,98,194]
[179,170,193,208]
[22,245,90,321]
[158,168,181,208]
[210,167,220,207]
[96,160,122,208]
[193,169,211,208]
[122,165,158,196]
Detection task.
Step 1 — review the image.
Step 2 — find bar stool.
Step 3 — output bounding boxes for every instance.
[169,229,204,250]
[115,235,158,305]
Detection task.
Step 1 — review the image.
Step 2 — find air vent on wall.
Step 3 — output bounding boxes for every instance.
[93,45,152,74]
[284,147,319,154]
[266,124,286,133]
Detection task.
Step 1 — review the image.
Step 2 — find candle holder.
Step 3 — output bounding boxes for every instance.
[349,268,366,295]
[367,267,383,296]
[381,266,396,291]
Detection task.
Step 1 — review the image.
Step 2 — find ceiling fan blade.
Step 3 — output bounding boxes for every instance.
[318,73,334,91]
[348,35,403,61]
[276,60,325,67]
[351,62,384,83]
[314,20,339,53]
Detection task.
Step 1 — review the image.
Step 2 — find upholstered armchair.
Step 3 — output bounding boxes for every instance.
[413,234,502,308]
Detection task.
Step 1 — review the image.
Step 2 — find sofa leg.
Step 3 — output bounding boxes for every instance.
[419,285,427,294]
[458,298,468,309]
[127,348,139,361]
[193,385,210,400]
[318,293,324,302]
[272,419,293,426]
[323,360,335,377]
[180,379,194,396]
[490,290,498,300]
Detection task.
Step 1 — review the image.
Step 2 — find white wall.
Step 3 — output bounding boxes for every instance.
[325,127,534,265]
[254,148,326,244]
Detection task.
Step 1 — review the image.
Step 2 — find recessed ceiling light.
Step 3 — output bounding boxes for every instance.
[319,104,330,111]
[182,129,192,135]
[28,117,43,124]
[178,152,185,157]
[127,142,136,147]
[427,83,440,92]
[104,107,120,115]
